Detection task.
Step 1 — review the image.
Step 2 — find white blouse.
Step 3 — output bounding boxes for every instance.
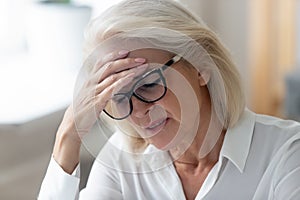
[38,110,300,200]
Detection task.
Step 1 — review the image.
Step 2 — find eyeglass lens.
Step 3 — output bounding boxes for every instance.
[104,71,166,119]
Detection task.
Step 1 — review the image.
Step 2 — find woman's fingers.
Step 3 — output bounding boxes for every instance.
[93,63,149,115]
[94,57,147,84]
[91,50,129,74]
[72,50,148,132]
[94,63,148,96]
[90,50,147,84]
[77,63,148,117]
[93,73,136,115]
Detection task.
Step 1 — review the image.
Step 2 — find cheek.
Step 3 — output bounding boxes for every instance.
[128,92,181,128]
[160,90,181,120]
[165,70,202,124]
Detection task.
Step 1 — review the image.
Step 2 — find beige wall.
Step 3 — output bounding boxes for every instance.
[179,0,251,103]
[179,0,298,116]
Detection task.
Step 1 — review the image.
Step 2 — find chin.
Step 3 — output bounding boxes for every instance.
[145,120,180,150]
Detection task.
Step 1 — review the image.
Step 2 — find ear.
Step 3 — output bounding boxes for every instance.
[198,70,211,86]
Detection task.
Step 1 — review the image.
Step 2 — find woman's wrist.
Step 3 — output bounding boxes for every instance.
[53,123,82,174]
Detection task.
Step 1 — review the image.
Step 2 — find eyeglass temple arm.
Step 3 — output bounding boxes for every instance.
[161,55,182,71]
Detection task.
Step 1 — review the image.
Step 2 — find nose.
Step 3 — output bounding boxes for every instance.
[131,96,153,118]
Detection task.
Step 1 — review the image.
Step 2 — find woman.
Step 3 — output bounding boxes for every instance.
[39,0,300,199]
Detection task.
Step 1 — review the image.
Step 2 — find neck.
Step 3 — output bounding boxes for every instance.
[172,128,225,171]
[170,99,226,171]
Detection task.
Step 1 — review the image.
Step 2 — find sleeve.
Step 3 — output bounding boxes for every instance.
[38,132,124,200]
[38,156,80,200]
[38,146,123,199]
[273,137,300,200]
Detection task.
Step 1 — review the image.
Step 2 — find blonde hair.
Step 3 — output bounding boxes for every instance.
[83,0,245,145]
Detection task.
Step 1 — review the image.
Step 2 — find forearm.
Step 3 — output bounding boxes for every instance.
[53,116,82,174]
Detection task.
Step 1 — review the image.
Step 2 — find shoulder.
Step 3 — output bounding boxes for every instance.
[252,113,300,174]
[253,113,300,145]
[245,111,300,170]
[248,113,300,198]
[255,113,300,131]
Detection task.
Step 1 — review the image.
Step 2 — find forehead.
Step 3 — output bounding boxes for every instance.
[127,48,173,63]
[130,48,197,73]
[128,48,199,85]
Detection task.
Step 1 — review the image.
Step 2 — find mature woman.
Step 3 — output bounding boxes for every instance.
[39,0,300,199]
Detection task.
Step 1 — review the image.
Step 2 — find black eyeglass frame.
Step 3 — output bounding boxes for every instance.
[103,55,181,120]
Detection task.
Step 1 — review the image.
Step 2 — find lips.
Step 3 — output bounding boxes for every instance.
[148,119,166,129]
[138,118,169,138]
[143,118,166,130]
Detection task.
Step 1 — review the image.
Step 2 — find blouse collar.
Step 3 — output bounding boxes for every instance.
[220,109,256,173]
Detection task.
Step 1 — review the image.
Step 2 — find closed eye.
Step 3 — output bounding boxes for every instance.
[139,78,161,88]
[141,82,159,88]
[112,95,127,104]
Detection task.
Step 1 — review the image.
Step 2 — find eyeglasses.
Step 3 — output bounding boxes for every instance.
[103,55,181,120]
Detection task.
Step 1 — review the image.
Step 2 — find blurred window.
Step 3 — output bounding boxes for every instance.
[0,0,122,124]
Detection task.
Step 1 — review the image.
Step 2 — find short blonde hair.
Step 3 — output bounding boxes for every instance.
[83,0,245,137]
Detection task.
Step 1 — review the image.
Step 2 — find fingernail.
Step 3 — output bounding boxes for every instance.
[135,58,146,63]
[118,50,129,56]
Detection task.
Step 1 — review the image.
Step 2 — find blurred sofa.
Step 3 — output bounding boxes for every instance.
[0,108,96,200]
[285,69,300,121]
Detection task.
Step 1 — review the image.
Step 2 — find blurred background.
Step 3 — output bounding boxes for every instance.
[0,0,299,199]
